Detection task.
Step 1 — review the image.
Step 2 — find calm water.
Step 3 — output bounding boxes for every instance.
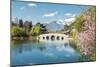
[11,40,82,66]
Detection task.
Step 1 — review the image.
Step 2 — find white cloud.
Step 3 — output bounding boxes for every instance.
[20,6,26,10]
[27,3,37,7]
[65,13,76,18]
[55,13,76,25]
[64,17,76,25]
[57,17,76,25]
[64,17,75,22]
[43,11,58,17]
[20,3,37,10]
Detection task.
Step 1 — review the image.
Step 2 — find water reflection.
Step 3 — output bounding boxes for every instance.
[11,40,81,66]
[11,40,47,54]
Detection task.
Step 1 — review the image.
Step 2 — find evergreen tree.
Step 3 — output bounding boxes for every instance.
[19,19,23,27]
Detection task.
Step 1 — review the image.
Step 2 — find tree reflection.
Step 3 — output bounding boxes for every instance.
[11,40,47,54]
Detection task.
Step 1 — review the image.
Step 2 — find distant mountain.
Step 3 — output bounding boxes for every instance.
[46,21,64,32]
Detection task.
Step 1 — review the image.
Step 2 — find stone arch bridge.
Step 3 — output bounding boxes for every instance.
[37,33,69,42]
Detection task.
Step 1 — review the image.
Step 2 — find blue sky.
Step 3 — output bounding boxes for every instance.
[12,1,90,25]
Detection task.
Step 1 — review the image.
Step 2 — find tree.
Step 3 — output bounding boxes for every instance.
[68,15,84,32]
[24,21,32,33]
[28,21,32,32]
[11,21,17,26]
[30,25,41,36]
[19,19,23,27]
[36,22,41,26]
[11,26,26,37]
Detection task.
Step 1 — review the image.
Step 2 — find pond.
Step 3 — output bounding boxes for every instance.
[11,40,82,66]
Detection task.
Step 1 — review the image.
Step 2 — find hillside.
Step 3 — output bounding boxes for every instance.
[68,6,96,60]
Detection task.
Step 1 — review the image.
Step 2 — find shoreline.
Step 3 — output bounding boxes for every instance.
[11,36,38,40]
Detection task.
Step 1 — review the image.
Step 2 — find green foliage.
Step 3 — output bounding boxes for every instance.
[11,26,26,37]
[68,15,84,32]
[70,29,79,43]
[30,25,41,36]
[68,15,84,44]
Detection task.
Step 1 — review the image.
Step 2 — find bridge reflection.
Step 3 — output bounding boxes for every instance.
[11,40,70,55]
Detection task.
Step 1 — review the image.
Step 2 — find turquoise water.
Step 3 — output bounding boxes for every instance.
[11,40,82,66]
